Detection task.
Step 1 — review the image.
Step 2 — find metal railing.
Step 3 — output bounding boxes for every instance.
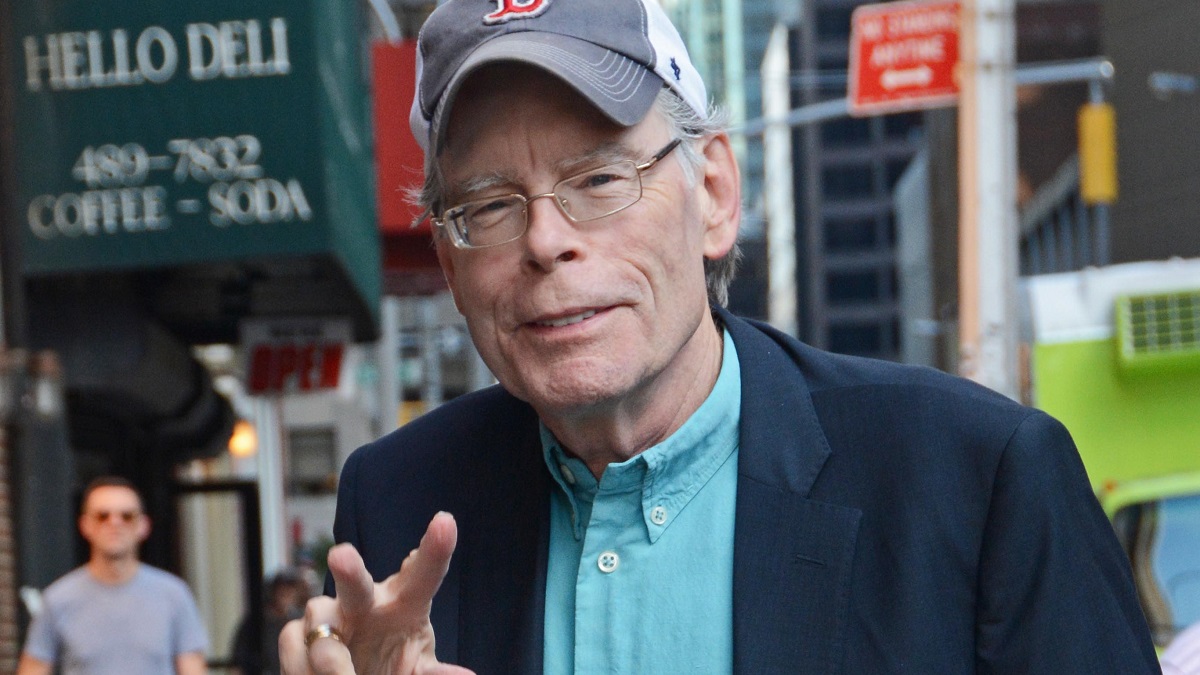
[1019,154,1110,275]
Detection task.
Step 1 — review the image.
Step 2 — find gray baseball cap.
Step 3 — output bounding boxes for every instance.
[409,0,708,155]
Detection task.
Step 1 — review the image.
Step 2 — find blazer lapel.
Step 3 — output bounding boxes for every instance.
[723,312,863,675]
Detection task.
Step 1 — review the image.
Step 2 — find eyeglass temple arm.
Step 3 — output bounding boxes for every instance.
[637,138,682,171]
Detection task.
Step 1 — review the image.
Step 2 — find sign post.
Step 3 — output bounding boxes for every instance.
[957,0,1019,399]
[849,0,961,117]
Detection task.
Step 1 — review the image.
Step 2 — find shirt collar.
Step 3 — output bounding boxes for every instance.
[541,328,741,543]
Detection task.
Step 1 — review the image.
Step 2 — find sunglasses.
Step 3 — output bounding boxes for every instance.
[88,510,141,523]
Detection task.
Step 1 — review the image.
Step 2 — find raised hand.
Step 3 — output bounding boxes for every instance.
[279,512,474,675]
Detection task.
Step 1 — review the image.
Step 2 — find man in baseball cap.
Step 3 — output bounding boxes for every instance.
[280,1,1156,673]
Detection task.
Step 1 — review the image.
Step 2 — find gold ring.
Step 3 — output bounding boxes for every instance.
[304,623,344,648]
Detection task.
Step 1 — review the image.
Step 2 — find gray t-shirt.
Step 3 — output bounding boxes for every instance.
[23,565,209,675]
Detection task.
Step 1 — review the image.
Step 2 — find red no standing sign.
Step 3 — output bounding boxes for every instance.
[849,0,961,116]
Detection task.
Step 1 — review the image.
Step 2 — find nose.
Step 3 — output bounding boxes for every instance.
[521,192,581,271]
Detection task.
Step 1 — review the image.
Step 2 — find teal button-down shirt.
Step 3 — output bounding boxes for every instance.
[542,329,741,674]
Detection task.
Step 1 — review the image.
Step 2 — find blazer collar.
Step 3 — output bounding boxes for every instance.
[719,307,833,495]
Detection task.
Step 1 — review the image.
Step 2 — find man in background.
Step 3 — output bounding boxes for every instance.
[18,476,209,675]
[232,570,309,674]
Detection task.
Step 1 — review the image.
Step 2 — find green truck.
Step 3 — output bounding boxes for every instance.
[1024,257,1200,649]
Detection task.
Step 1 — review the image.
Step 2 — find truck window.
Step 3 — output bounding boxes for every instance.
[1112,493,1200,647]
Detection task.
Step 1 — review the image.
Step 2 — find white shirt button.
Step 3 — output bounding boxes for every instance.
[650,506,668,525]
[597,550,620,573]
[559,463,576,485]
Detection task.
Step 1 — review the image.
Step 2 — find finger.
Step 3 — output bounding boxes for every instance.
[283,602,356,675]
[303,595,342,626]
[305,631,355,675]
[391,512,458,606]
[278,619,312,675]
[326,543,376,619]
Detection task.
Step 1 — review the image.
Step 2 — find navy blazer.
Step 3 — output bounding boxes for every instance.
[331,309,1159,673]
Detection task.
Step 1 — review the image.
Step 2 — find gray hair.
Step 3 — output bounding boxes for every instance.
[653,91,741,308]
[416,88,741,307]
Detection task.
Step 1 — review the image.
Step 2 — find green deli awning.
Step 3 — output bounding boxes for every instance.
[7,0,380,339]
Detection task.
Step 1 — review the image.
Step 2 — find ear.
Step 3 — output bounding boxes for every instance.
[136,514,152,542]
[696,132,741,260]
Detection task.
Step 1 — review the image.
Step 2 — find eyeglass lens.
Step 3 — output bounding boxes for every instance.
[554,161,643,220]
[447,159,646,248]
[91,510,140,523]
[440,137,681,249]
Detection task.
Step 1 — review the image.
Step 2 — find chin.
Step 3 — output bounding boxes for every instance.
[521,371,642,415]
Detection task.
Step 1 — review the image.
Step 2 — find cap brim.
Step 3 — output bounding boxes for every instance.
[430,32,663,154]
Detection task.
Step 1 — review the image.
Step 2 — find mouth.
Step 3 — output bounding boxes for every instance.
[532,309,598,328]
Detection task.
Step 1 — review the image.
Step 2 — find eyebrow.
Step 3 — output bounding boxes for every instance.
[557,140,637,174]
[445,172,515,203]
[445,139,639,203]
